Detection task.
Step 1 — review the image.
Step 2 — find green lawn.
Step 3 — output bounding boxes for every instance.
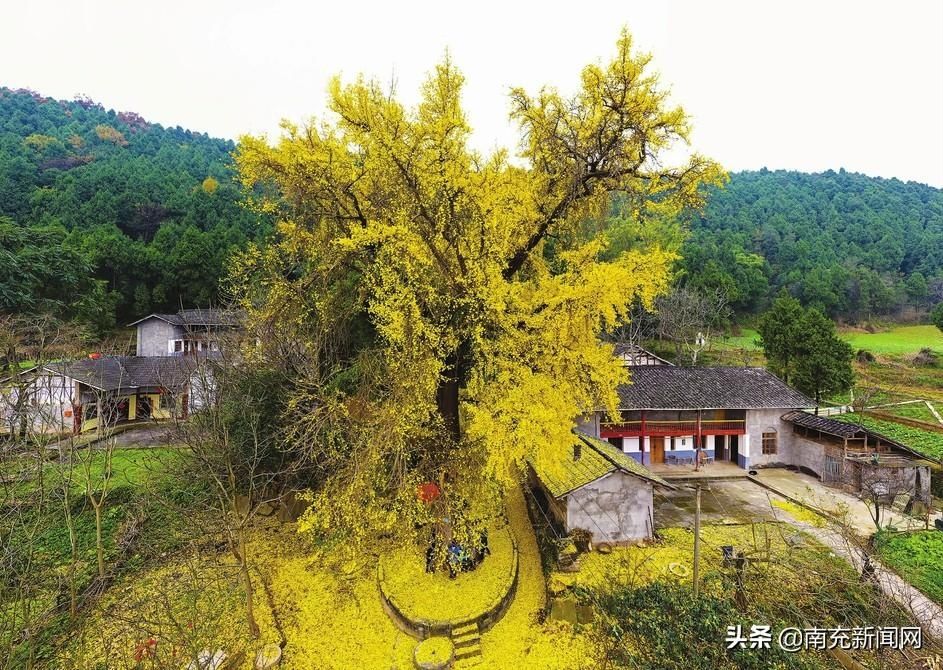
[714,328,761,351]
[3,447,183,497]
[875,531,943,604]
[841,325,943,356]
[68,446,183,493]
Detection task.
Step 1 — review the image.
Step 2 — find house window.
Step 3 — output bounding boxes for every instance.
[762,431,778,455]
[173,340,183,352]
[669,437,676,451]
[159,393,176,410]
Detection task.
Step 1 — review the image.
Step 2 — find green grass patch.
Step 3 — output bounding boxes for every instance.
[875,530,943,604]
[841,325,943,356]
[882,402,941,424]
[68,447,183,494]
[714,328,762,351]
[832,414,943,461]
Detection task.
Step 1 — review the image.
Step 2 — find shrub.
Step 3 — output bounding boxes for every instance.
[585,582,822,669]
[912,347,938,367]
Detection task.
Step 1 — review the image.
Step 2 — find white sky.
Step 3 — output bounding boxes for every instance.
[3,0,942,186]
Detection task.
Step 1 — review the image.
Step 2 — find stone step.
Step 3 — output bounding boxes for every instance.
[451,622,478,638]
[454,646,483,661]
[453,632,480,649]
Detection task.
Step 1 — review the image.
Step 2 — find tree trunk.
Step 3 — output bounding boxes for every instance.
[94,503,105,579]
[66,505,78,615]
[436,348,467,444]
[236,530,260,638]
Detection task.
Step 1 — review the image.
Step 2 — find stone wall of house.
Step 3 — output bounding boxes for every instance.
[136,319,182,356]
[576,413,600,438]
[857,461,932,503]
[744,409,797,470]
[566,472,654,543]
[785,433,831,478]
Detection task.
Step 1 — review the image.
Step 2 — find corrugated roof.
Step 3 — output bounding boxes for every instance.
[529,431,670,499]
[616,366,813,410]
[44,356,199,392]
[782,410,865,438]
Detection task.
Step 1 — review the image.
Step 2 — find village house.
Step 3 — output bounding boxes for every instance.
[782,411,932,504]
[129,308,239,357]
[1,308,232,435]
[527,431,673,544]
[580,358,814,471]
[1,356,209,435]
[576,344,933,503]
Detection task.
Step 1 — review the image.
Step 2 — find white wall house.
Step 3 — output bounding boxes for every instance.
[528,431,673,544]
[128,309,237,357]
[582,363,814,471]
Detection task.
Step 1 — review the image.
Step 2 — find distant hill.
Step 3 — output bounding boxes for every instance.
[680,169,943,320]
[3,87,941,334]
[0,87,269,333]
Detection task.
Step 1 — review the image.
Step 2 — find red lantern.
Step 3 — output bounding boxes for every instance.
[417,482,441,503]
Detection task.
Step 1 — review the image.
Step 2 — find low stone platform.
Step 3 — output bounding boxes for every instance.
[649,460,749,481]
[378,526,519,639]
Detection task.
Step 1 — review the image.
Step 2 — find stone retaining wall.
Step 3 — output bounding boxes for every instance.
[378,536,519,640]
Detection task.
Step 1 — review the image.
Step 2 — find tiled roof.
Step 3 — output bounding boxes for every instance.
[782,410,865,438]
[611,343,672,366]
[127,308,240,327]
[45,356,199,392]
[175,309,241,326]
[616,366,813,410]
[529,431,670,499]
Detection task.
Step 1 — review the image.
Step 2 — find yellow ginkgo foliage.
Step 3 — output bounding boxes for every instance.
[231,29,725,546]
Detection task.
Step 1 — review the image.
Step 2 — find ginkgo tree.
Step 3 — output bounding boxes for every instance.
[232,30,725,547]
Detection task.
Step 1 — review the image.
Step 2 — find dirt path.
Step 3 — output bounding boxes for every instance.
[750,468,925,535]
[798,521,943,642]
[750,469,943,642]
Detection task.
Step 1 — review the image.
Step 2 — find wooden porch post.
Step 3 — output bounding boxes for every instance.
[695,409,703,471]
[640,411,647,466]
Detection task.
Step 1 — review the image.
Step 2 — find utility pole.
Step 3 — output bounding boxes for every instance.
[693,484,701,598]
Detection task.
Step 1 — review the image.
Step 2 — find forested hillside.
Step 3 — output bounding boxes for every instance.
[0,88,269,334]
[681,169,943,320]
[2,86,941,336]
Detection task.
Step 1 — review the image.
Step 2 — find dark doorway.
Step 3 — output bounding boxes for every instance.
[715,435,726,460]
[729,435,739,465]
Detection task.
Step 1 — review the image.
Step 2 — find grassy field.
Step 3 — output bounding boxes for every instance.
[841,324,943,356]
[714,328,761,351]
[881,402,941,424]
[875,530,943,605]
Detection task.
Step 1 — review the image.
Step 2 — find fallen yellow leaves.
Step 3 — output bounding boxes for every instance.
[379,525,516,625]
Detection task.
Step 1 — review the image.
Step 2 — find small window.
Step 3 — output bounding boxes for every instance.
[173,340,183,352]
[159,393,176,410]
[762,431,778,455]
[669,437,676,451]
